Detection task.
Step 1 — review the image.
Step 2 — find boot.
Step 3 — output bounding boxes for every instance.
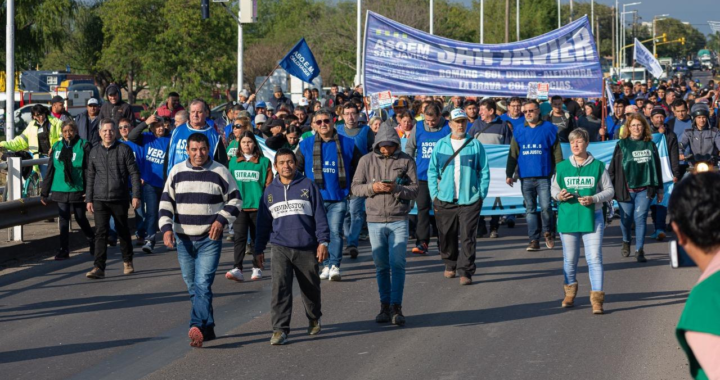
[375,303,391,323]
[391,304,405,326]
[636,249,647,263]
[590,291,605,315]
[562,283,578,308]
[621,242,631,257]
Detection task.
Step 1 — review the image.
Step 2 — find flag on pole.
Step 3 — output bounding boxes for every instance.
[633,38,663,78]
[278,38,321,84]
[605,80,614,110]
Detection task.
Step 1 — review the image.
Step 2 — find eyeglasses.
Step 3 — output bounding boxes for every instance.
[232,124,243,129]
[522,109,538,114]
[118,125,131,129]
[314,119,331,125]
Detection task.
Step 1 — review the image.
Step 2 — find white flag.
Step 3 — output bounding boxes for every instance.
[633,38,663,78]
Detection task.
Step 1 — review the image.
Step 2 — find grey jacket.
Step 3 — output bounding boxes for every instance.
[351,123,418,223]
[551,153,614,212]
[86,141,142,203]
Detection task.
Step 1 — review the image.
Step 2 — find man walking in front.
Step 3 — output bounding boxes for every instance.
[255,148,330,345]
[428,109,489,285]
[160,133,242,348]
[85,119,142,279]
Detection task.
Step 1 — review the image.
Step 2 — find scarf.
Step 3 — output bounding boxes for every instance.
[313,131,346,189]
[59,135,79,185]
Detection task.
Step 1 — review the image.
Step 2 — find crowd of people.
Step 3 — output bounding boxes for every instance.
[1,76,719,365]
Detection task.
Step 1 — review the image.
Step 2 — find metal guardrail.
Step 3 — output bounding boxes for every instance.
[0,197,58,230]
[0,157,49,170]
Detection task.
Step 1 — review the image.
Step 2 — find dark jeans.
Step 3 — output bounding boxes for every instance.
[232,210,258,270]
[434,199,482,278]
[415,180,432,244]
[650,205,667,231]
[520,177,553,241]
[142,184,163,246]
[271,245,322,335]
[93,200,133,271]
[479,215,500,231]
[57,202,95,251]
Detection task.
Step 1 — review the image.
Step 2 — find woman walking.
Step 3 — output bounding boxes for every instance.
[608,114,664,263]
[40,120,95,260]
[552,129,614,314]
[226,131,273,281]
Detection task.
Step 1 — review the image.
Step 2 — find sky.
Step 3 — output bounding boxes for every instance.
[454,0,717,36]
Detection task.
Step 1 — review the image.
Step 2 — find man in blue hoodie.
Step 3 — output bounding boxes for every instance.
[255,148,330,346]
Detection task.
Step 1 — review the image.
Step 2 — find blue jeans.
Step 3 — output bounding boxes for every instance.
[650,205,667,231]
[343,196,365,248]
[618,190,652,251]
[323,201,347,268]
[176,235,222,330]
[134,193,146,240]
[368,221,408,305]
[560,211,605,291]
[142,184,162,246]
[520,177,553,241]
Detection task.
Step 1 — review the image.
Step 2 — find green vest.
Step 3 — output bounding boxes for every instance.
[676,270,720,380]
[619,138,660,189]
[555,158,605,233]
[228,156,270,210]
[50,139,87,193]
[226,140,239,159]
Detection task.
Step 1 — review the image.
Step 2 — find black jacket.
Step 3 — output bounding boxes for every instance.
[543,111,577,143]
[75,111,101,147]
[86,141,142,203]
[651,124,681,179]
[607,140,664,202]
[41,140,93,203]
[268,95,294,112]
[99,100,134,126]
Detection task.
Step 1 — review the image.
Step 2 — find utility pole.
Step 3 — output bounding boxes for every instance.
[505,0,510,43]
[557,0,561,29]
[5,0,15,140]
[430,0,434,34]
[480,0,484,43]
[612,6,616,68]
[356,0,362,86]
[569,0,573,23]
[516,0,520,41]
[591,0,594,34]
[237,7,243,95]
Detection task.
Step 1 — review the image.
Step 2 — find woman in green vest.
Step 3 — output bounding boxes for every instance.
[40,120,96,261]
[669,172,720,380]
[552,128,615,314]
[608,114,664,263]
[225,131,273,282]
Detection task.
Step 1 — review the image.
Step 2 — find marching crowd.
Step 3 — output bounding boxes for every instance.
[1,77,719,357]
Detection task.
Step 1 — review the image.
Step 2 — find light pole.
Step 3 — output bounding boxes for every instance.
[480,0,484,43]
[237,7,243,96]
[615,0,619,69]
[621,2,642,69]
[591,0,594,34]
[356,0,362,86]
[653,14,669,57]
[5,0,15,140]
[516,0,520,41]
[557,0,561,29]
[430,0,434,34]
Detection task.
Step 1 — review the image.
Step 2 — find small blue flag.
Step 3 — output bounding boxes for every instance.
[279,38,320,84]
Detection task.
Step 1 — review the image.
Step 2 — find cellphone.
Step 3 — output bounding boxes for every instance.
[669,240,697,268]
[381,180,393,184]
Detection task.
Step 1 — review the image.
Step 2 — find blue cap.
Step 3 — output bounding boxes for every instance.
[450,108,468,121]
[256,101,266,109]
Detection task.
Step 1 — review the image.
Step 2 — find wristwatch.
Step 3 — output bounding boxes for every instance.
[320,241,329,247]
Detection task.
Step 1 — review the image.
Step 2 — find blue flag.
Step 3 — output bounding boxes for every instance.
[279,38,320,84]
[633,38,663,78]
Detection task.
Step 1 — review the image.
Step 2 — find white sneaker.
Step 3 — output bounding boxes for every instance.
[251,268,262,280]
[329,265,341,281]
[225,268,244,282]
[142,241,154,254]
[319,266,330,280]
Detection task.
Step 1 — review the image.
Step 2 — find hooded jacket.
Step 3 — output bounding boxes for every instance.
[351,123,419,223]
[99,84,134,125]
[551,153,614,212]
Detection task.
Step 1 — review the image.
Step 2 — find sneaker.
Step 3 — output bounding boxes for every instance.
[188,326,204,348]
[270,331,288,345]
[308,319,321,335]
[636,249,647,263]
[411,242,428,255]
[375,303,391,323]
[489,230,499,238]
[226,233,234,241]
[142,241,154,254]
[359,232,369,241]
[444,269,456,279]
[203,326,216,342]
[655,230,666,241]
[329,265,341,281]
[391,304,405,326]
[544,232,555,249]
[225,268,244,282]
[251,267,262,280]
[526,240,540,251]
[86,267,105,279]
[123,262,135,275]
[459,276,473,286]
[621,241,631,257]
[342,247,351,256]
[54,249,70,261]
[347,246,359,259]
[319,266,330,280]
[507,218,516,228]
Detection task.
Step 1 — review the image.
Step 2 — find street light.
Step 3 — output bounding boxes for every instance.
[653,14,669,57]
[480,0,484,43]
[620,2,641,68]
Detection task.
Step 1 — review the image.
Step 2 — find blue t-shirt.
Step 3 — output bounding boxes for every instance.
[514,121,558,178]
[140,133,170,188]
[337,124,371,155]
[500,113,526,132]
[415,120,451,181]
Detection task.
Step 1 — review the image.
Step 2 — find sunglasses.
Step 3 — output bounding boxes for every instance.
[232,124,243,129]
[314,119,331,125]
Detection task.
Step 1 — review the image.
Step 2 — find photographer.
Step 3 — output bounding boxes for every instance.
[669,172,720,380]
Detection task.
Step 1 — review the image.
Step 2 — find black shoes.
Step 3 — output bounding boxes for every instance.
[636,249,647,263]
[391,304,405,326]
[621,242,631,257]
[203,326,216,341]
[376,303,391,323]
[54,249,70,261]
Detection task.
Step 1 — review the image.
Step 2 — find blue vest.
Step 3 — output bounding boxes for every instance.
[514,121,558,179]
[337,124,370,155]
[166,123,221,175]
[299,134,355,201]
[500,113,526,132]
[415,121,451,181]
[141,133,170,188]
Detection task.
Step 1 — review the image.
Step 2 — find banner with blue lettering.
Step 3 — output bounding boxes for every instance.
[362,11,603,98]
[279,38,321,84]
[633,38,663,78]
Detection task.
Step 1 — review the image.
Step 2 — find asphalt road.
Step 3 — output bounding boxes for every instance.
[0,215,697,380]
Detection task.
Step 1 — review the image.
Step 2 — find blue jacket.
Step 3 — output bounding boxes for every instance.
[255,172,330,253]
[428,135,490,205]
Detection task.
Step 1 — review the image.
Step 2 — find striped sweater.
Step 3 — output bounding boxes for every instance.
[159,159,242,240]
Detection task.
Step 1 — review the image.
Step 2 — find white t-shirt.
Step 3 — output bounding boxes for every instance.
[450,138,465,200]
[243,154,254,161]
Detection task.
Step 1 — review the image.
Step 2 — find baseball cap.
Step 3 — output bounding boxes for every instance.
[450,109,468,121]
[51,95,64,104]
[392,99,408,108]
[273,85,283,93]
[87,98,99,106]
[255,114,267,124]
[255,101,266,109]
[650,106,666,118]
[239,89,250,98]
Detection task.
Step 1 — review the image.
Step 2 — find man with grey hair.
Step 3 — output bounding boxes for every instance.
[164,99,228,175]
[174,110,189,128]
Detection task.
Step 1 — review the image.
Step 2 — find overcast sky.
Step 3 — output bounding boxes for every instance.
[454,0,716,36]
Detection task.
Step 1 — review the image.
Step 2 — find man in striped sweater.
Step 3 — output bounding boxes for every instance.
[159,132,242,348]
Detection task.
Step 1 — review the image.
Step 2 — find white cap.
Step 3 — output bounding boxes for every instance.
[87,98,99,106]
[450,108,468,121]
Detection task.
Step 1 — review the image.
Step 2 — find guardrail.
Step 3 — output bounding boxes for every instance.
[0,157,49,170]
[0,197,57,230]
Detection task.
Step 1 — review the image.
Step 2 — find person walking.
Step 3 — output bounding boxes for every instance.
[648,106,681,242]
[608,114,664,263]
[351,123,418,325]
[159,133,242,348]
[552,128,615,314]
[85,119,142,279]
[40,120,96,260]
[428,109,490,285]
[225,131,272,282]
[255,148,330,345]
[505,100,563,251]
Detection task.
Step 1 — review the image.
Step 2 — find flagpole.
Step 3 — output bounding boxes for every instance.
[601,78,608,141]
[255,63,281,96]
